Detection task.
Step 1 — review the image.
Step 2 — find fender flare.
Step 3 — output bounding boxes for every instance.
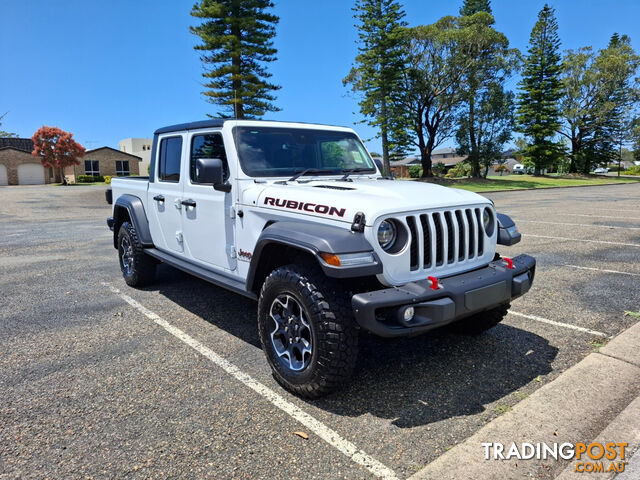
[497,213,521,246]
[246,221,381,292]
[112,194,154,248]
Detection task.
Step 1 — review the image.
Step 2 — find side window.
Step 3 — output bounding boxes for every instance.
[190,133,228,183]
[158,136,183,182]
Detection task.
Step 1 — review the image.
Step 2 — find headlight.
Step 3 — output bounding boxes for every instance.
[482,207,495,236]
[377,220,397,250]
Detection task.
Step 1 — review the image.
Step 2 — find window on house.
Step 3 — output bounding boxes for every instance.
[158,136,183,182]
[116,160,130,176]
[85,160,99,176]
[190,133,228,183]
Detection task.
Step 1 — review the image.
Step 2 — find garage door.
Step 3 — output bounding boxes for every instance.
[0,164,7,186]
[18,163,45,185]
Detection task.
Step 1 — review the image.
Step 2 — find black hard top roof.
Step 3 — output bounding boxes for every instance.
[154,119,226,135]
[153,119,349,135]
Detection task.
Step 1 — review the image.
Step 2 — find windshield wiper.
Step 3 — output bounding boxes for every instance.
[288,168,339,182]
[340,167,374,181]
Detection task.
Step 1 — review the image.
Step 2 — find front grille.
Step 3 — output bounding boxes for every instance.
[406,207,486,272]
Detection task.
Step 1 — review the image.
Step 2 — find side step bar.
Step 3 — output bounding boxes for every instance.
[144,248,257,300]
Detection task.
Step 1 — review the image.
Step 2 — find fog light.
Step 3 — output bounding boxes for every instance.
[403,306,415,322]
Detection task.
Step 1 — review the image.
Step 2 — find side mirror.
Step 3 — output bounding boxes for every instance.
[195,158,231,192]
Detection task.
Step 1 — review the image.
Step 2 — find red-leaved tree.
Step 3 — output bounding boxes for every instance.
[31,126,85,185]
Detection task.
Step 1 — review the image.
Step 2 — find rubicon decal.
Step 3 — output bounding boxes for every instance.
[264,197,346,217]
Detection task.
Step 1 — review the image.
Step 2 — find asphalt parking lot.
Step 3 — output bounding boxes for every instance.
[1,183,639,479]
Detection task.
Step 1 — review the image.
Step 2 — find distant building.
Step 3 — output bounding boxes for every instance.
[390,148,468,177]
[0,137,140,186]
[65,147,141,182]
[119,138,152,174]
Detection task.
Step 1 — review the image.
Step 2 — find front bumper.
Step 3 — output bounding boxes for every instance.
[352,254,536,337]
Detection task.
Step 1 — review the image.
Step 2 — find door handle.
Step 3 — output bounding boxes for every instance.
[181,199,197,208]
[153,195,165,202]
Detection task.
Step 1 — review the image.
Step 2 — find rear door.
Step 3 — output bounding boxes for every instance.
[181,130,237,272]
[147,134,186,254]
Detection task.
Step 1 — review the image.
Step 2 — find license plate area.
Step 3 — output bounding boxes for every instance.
[464,280,508,311]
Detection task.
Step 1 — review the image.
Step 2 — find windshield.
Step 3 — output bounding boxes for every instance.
[233,126,376,177]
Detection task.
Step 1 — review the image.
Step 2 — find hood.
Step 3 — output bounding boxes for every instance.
[249,178,489,225]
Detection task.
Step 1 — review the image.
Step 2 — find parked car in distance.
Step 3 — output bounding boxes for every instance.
[593,167,609,174]
[513,164,525,174]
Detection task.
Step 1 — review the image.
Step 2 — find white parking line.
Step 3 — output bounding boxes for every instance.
[564,265,640,277]
[517,220,640,230]
[102,283,399,480]
[508,311,610,338]
[523,234,640,248]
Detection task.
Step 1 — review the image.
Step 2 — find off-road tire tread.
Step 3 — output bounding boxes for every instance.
[118,221,156,287]
[451,303,510,335]
[258,264,358,398]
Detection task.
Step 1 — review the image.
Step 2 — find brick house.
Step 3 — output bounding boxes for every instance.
[0,138,141,185]
[0,138,54,185]
[64,147,141,182]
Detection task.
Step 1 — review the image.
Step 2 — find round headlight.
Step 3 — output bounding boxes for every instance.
[377,220,397,250]
[482,207,495,236]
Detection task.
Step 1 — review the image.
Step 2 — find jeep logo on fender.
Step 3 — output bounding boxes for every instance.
[264,197,346,217]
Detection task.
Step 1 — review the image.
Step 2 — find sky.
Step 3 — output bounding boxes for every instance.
[1,0,639,154]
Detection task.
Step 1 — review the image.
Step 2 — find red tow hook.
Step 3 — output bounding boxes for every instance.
[503,257,514,269]
[427,276,440,290]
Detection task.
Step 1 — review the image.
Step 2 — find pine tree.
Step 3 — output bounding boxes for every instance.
[190,0,280,119]
[459,0,491,16]
[344,0,407,176]
[516,4,564,175]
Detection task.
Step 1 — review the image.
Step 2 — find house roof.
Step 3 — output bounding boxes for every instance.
[0,137,33,153]
[432,147,457,155]
[390,156,420,166]
[0,145,34,155]
[84,146,142,160]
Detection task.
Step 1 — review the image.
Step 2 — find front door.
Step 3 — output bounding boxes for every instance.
[147,134,185,254]
[181,130,236,272]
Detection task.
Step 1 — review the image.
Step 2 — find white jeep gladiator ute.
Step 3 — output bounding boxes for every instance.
[106,119,535,397]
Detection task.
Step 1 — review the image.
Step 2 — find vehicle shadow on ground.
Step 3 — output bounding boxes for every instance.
[150,265,558,429]
[150,265,260,347]
[315,326,558,428]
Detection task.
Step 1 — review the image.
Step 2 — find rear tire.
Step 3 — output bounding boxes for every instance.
[117,221,156,287]
[450,303,510,335]
[258,264,359,398]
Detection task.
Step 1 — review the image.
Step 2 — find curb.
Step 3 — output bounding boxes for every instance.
[408,320,640,480]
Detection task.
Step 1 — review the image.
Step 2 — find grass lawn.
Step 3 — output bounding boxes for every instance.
[410,174,640,192]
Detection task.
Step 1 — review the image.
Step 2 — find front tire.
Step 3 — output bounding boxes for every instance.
[258,264,359,398]
[117,221,156,287]
[450,303,510,335]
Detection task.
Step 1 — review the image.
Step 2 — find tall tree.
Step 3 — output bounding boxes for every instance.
[397,13,510,177]
[457,84,515,177]
[459,0,491,16]
[632,118,640,162]
[344,0,407,176]
[558,47,600,173]
[31,126,85,185]
[516,4,564,175]
[559,35,639,174]
[456,3,519,177]
[586,34,640,173]
[190,0,280,119]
